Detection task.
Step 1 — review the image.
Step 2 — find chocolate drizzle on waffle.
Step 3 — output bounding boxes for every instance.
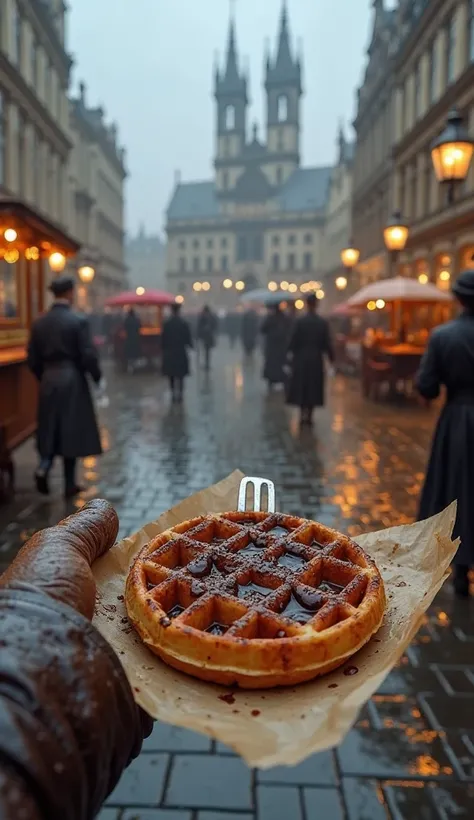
[139,512,376,639]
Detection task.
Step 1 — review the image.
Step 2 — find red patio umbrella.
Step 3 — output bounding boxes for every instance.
[104,289,175,307]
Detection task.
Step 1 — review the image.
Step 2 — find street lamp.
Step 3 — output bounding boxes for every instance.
[235,280,245,291]
[223,278,233,289]
[175,294,184,304]
[383,212,409,278]
[335,276,348,291]
[136,286,145,296]
[340,243,360,271]
[431,109,474,204]
[49,251,67,273]
[78,265,96,284]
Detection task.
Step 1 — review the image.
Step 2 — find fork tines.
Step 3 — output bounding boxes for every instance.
[238,476,276,514]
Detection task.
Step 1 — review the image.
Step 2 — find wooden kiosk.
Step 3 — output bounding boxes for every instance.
[0,198,80,454]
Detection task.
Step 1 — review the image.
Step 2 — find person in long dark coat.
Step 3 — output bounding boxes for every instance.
[416,269,474,597]
[123,308,142,372]
[287,293,334,425]
[261,303,291,389]
[27,276,102,498]
[241,309,259,357]
[196,306,217,371]
[162,303,193,402]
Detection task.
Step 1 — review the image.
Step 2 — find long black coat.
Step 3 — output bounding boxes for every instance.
[261,310,291,384]
[27,303,102,459]
[287,312,334,409]
[162,315,193,378]
[416,312,474,567]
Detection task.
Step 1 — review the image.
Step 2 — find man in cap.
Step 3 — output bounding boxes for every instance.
[416,269,474,596]
[27,275,103,497]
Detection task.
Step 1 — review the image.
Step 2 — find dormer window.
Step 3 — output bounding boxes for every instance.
[225,105,235,130]
[277,95,288,123]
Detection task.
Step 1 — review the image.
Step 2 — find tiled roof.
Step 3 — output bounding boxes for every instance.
[166,167,331,222]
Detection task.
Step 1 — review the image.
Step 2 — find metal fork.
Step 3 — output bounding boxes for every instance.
[237,476,276,513]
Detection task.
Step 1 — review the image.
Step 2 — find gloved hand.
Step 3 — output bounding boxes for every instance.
[0,500,152,819]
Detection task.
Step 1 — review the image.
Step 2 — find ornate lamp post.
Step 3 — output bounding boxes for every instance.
[338,242,360,291]
[383,212,409,278]
[431,109,474,204]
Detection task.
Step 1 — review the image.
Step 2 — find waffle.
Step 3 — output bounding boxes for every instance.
[126,512,386,688]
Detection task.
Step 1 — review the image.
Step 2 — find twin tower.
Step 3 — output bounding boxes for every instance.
[213,2,303,198]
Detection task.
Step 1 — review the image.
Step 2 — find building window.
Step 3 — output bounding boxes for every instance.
[469,0,474,62]
[179,257,186,273]
[31,38,38,87]
[277,129,284,151]
[272,253,280,271]
[18,110,25,195]
[414,60,421,121]
[179,239,186,249]
[237,235,247,262]
[288,253,295,271]
[276,166,283,185]
[304,252,312,271]
[221,237,228,248]
[223,170,229,190]
[277,95,288,122]
[193,257,200,273]
[207,256,213,273]
[253,234,263,261]
[221,255,228,272]
[193,239,200,249]
[445,16,455,85]
[225,105,235,131]
[428,40,437,103]
[0,91,5,185]
[272,235,280,246]
[207,238,213,249]
[11,2,22,67]
[304,233,313,244]
[288,234,296,245]
[223,137,230,157]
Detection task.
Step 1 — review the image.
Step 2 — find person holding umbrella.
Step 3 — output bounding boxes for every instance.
[416,269,474,597]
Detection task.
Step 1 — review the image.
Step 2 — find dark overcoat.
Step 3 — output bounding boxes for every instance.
[27,304,102,459]
[162,315,193,378]
[123,311,142,360]
[261,311,291,384]
[196,311,217,349]
[416,312,474,566]
[241,310,259,353]
[287,312,334,409]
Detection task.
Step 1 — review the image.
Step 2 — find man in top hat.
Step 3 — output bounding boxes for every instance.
[27,275,103,498]
[416,269,474,596]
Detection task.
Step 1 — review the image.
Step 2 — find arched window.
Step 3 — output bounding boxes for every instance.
[277,95,288,123]
[225,105,235,130]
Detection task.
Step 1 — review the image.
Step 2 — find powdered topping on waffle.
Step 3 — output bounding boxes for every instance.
[126,511,386,688]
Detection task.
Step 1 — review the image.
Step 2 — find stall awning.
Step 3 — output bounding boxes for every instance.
[0,197,80,255]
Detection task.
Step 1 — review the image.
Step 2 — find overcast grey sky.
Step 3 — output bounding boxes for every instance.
[68,1,379,238]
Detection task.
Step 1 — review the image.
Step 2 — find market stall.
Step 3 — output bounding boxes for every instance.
[104,289,175,371]
[0,198,80,453]
[346,277,453,400]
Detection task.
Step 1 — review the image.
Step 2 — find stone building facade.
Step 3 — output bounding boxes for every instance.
[69,83,127,308]
[0,1,126,313]
[320,125,355,306]
[353,0,474,291]
[126,225,166,292]
[165,4,331,307]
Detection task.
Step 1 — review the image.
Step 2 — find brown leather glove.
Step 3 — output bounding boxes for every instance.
[0,499,152,820]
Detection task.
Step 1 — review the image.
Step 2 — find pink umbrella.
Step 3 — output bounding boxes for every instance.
[346,276,453,307]
[104,289,176,307]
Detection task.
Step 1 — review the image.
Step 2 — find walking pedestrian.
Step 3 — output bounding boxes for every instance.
[196,306,217,370]
[416,269,474,597]
[241,308,259,357]
[162,303,193,402]
[261,303,291,390]
[287,293,334,426]
[123,308,142,372]
[27,276,103,498]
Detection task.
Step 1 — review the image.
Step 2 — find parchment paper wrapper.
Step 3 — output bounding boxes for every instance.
[92,470,458,769]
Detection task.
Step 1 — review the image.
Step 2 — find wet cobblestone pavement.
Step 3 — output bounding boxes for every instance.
[1,345,474,819]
